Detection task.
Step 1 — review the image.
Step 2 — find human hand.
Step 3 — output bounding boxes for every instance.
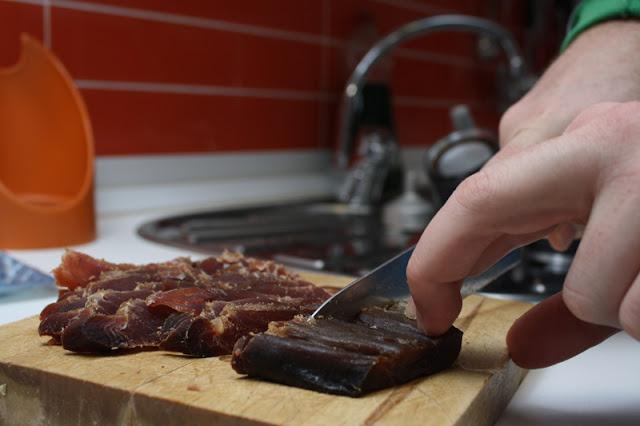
[407,102,640,368]
[498,21,640,250]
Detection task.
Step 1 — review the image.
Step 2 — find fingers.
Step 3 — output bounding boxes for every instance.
[562,184,640,328]
[507,293,619,368]
[620,273,640,339]
[501,104,618,253]
[467,227,556,276]
[407,135,598,335]
[405,267,461,336]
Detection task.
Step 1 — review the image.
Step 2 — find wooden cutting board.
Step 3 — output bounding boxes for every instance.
[0,271,532,426]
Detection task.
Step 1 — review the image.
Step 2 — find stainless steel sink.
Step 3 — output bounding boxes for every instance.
[137,200,420,276]
[138,199,571,302]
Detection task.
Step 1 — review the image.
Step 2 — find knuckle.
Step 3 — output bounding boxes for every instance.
[498,104,520,144]
[452,170,498,214]
[562,282,601,324]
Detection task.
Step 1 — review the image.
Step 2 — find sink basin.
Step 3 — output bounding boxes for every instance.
[137,200,419,275]
[138,200,567,301]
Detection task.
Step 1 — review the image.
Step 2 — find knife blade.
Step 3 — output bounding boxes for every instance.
[310,246,521,320]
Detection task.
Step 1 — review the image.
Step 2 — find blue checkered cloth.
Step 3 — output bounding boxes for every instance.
[0,252,55,296]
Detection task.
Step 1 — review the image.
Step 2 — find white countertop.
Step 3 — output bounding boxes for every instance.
[2,177,639,425]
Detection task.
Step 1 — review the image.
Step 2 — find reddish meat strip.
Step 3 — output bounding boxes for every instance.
[38,289,153,343]
[231,303,463,397]
[39,251,330,355]
[160,296,322,357]
[61,299,166,352]
[52,250,199,293]
[52,251,134,291]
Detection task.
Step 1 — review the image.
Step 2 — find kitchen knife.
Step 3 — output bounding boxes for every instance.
[310,246,521,320]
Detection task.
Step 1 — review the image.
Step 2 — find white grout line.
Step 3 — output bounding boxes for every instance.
[3,0,42,6]
[3,0,477,67]
[42,0,51,48]
[51,0,340,47]
[75,79,486,110]
[75,79,488,110]
[74,79,337,102]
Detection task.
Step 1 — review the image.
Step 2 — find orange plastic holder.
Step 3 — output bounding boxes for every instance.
[0,34,95,248]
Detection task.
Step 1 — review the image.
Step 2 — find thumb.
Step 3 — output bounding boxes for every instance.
[507,293,619,368]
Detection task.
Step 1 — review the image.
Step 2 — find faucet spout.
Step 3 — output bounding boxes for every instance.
[337,14,527,169]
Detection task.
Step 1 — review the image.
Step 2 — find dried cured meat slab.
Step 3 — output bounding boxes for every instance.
[232,304,462,396]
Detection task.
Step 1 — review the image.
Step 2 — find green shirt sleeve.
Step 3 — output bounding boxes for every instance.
[562,0,640,51]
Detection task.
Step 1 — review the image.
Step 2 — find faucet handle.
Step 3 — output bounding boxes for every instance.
[424,104,497,201]
[450,104,475,131]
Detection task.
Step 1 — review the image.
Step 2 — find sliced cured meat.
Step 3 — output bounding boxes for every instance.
[52,250,198,293]
[160,296,320,357]
[39,293,86,321]
[39,251,330,356]
[231,304,463,397]
[52,250,133,291]
[147,287,214,316]
[38,289,154,341]
[61,300,165,353]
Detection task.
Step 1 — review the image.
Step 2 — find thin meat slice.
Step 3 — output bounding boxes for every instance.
[38,289,153,341]
[53,251,134,291]
[40,293,86,321]
[147,287,215,316]
[160,296,319,357]
[82,272,154,294]
[157,312,195,352]
[231,303,463,397]
[61,299,165,353]
[206,272,328,302]
[52,251,199,293]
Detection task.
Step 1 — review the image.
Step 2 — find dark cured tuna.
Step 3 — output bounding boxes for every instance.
[231,303,463,397]
[38,251,330,355]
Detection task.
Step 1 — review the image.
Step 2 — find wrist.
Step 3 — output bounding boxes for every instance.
[562,0,640,51]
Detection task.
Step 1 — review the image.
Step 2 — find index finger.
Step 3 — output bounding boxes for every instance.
[407,131,597,335]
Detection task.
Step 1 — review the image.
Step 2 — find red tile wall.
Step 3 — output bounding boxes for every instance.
[0,0,553,156]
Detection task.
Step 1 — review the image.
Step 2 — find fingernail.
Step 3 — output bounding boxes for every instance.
[405,297,426,332]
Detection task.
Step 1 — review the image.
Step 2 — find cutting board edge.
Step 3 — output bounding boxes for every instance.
[455,360,528,426]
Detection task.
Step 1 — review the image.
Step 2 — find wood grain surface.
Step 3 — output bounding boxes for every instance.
[0,272,531,426]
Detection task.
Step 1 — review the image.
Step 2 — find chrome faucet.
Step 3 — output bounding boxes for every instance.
[337,131,397,205]
[337,14,530,176]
